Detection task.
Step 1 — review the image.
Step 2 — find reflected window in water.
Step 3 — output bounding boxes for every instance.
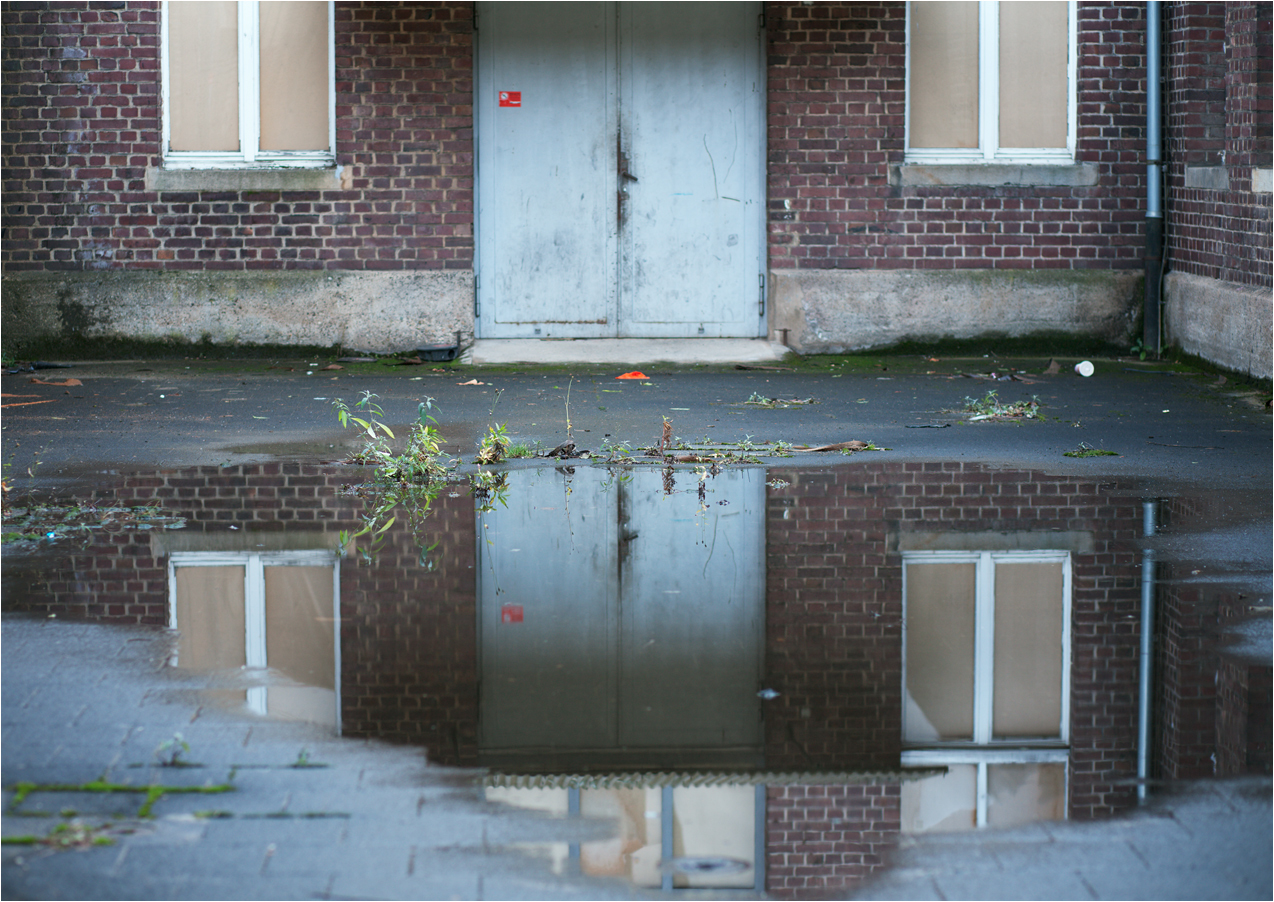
[902,551,1070,831]
[484,781,761,890]
[169,551,340,728]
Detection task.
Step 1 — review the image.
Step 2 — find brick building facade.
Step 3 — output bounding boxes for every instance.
[8,460,1266,894]
[3,2,1268,373]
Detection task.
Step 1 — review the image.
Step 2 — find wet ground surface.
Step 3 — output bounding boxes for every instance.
[2,355,1270,899]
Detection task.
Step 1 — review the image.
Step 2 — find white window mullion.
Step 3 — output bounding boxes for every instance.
[244,553,266,668]
[327,0,337,159]
[1066,0,1078,159]
[975,761,989,828]
[160,1,172,157]
[244,552,267,715]
[1059,556,1072,742]
[239,0,260,164]
[978,1,999,161]
[332,557,342,734]
[973,552,996,744]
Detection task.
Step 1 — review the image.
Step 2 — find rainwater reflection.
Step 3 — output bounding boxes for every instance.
[3,461,1268,895]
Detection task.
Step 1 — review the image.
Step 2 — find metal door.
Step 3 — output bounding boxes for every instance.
[476,2,764,338]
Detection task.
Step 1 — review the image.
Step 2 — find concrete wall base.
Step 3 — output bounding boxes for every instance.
[1,270,474,355]
[1164,271,1272,379]
[768,269,1141,353]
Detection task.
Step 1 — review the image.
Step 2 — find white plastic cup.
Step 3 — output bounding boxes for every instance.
[1075,361,1095,377]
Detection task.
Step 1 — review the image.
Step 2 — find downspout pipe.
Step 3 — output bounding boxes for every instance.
[1144,1,1164,356]
[1137,500,1158,804]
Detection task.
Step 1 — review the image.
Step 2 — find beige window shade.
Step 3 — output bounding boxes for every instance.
[174,565,246,669]
[168,1,240,152]
[259,1,330,152]
[999,2,1069,148]
[905,562,976,741]
[263,565,335,689]
[909,1,979,149]
[992,562,1064,739]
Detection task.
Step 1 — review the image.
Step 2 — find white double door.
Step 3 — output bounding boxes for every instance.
[476,2,765,338]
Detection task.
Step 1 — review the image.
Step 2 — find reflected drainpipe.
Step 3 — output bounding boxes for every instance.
[1143,1,1164,356]
[1137,500,1158,804]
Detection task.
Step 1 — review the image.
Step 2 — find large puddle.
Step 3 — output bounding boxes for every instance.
[3,460,1269,893]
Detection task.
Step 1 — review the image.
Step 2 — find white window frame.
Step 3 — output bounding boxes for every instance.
[168,551,341,726]
[900,748,1071,829]
[901,549,1072,829]
[904,1,1077,165]
[901,550,1072,747]
[160,0,337,170]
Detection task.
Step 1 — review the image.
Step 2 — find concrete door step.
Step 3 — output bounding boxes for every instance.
[466,338,792,366]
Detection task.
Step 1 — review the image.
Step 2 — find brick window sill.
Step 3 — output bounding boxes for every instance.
[890,163,1099,188]
[146,166,348,192]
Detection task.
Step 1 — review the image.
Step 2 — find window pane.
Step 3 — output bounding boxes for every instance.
[909,2,979,149]
[987,763,1066,827]
[671,786,755,888]
[901,765,977,833]
[168,1,239,152]
[999,2,1068,148]
[580,788,662,887]
[993,562,1064,738]
[905,562,976,741]
[263,566,335,689]
[259,1,330,152]
[173,565,245,669]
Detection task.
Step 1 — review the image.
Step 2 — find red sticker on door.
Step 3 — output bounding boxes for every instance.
[500,604,524,623]
[499,91,521,108]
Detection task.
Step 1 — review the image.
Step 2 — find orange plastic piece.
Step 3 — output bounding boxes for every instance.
[616,371,649,380]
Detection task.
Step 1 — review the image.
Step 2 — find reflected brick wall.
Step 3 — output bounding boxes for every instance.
[761,462,1145,897]
[337,491,478,766]
[1155,497,1273,781]
[1,463,356,623]
[765,784,900,899]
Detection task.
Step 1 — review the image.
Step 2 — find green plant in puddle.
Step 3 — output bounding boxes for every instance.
[333,392,453,481]
[471,470,510,514]
[961,390,1041,421]
[1064,443,1119,458]
[475,422,509,465]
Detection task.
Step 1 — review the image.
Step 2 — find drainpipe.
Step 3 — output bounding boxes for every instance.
[1137,500,1158,804]
[1143,2,1164,357]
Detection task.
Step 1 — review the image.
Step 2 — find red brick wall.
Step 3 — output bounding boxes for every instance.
[765,784,899,899]
[1,1,474,271]
[0,463,357,624]
[7,1,1153,276]
[764,2,1149,271]
[1164,1,1273,289]
[764,468,901,772]
[338,491,479,765]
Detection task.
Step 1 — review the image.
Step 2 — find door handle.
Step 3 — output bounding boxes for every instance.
[621,171,638,183]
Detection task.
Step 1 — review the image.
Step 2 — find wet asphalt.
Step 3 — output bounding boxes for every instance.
[2,353,1271,900]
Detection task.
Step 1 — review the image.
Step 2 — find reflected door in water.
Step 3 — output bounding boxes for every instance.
[477,468,765,768]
